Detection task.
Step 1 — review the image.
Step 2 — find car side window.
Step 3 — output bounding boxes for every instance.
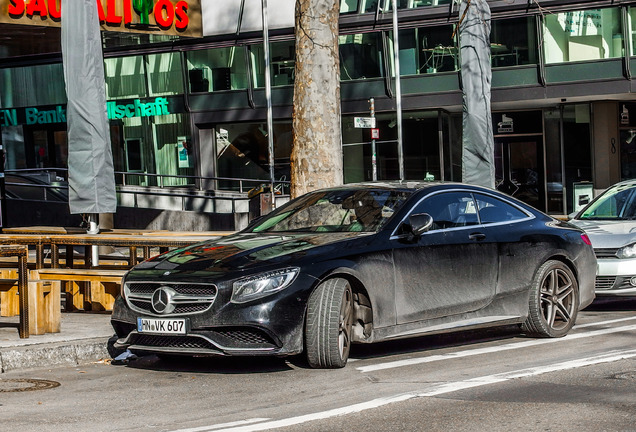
[475,193,528,224]
[411,192,478,230]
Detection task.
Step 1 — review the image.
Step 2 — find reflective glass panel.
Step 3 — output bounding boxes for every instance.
[543,8,623,63]
[339,33,384,81]
[185,47,248,93]
[105,56,147,99]
[491,17,538,67]
[389,26,457,76]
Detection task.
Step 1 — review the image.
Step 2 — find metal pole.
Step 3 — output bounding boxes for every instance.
[262,0,276,211]
[391,0,405,181]
[87,213,99,267]
[370,98,377,181]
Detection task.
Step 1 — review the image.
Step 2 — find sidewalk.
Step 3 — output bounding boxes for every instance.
[0,312,115,373]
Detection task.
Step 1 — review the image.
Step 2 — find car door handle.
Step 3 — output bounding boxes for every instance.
[469,232,486,241]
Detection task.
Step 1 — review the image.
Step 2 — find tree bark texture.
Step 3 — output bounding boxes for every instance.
[291,0,343,198]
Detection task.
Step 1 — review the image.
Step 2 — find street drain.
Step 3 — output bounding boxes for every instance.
[0,379,61,392]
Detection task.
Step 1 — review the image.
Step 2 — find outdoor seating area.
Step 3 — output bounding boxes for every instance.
[0,227,232,338]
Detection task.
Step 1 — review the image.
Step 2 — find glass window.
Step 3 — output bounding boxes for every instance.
[0,25,61,59]
[249,188,411,233]
[543,8,623,63]
[343,111,444,183]
[0,64,66,108]
[185,47,248,93]
[474,193,528,224]
[389,25,457,76]
[342,113,398,183]
[215,122,274,190]
[385,0,451,11]
[147,53,184,96]
[563,104,592,213]
[629,7,636,55]
[113,113,193,187]
[251,41,296,88]
[491,17,538,67]
[411,191,477,230]
[102,32,180,49]
[339,33,384,81]
[340,0,379,14]
[579,183,636,220]
[105,56,147,99]
[544,108,564,214]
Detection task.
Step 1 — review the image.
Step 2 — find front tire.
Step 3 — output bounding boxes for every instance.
[305,278,353,369]
[522,260,579,338]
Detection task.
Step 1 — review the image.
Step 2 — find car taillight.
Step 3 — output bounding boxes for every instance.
[581,233,592,246]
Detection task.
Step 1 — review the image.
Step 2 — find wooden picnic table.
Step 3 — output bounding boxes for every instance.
[47,234,218,268]
[0,245,29,338]
[0,230,234,269]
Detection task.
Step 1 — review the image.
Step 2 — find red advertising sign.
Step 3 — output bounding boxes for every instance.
[0,0,202,37]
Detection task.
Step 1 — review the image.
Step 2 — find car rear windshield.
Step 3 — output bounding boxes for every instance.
[248,189,412,233]
[579,183,636,220]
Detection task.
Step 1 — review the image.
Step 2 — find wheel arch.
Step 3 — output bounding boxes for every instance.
[307,269,374,343]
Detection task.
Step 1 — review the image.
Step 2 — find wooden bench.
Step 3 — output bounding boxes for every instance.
[32,268,128,312]
[0,276,61,335]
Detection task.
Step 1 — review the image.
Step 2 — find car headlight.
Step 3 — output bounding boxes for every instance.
[618,243,636,259]
[231,268,300,304]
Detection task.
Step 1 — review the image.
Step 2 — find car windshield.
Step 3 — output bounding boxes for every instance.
[579,183,636,220]
[247,189,412,233]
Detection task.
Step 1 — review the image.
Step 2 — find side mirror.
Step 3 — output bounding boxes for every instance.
[409,213,434,237]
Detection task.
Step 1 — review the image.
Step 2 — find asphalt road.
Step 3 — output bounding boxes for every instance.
[1,297,635,432]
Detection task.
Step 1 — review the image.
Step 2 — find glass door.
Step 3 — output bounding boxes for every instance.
[495,135,545,211]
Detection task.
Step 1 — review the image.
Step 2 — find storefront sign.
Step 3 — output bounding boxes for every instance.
[0,0,202,37]
[354,117,376,128]
[497,114,514,133]
[107,97,170,119]
[0,97,175,127]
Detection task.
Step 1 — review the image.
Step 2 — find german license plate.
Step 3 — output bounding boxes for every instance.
[137,317,186,335]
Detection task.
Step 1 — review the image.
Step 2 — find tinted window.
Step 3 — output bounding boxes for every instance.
[475,193,528,224]
[578,183,636,220]
[411,192,478,230]
[249,189,412,233]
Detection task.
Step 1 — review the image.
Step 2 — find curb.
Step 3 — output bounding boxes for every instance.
[0,338,110,373]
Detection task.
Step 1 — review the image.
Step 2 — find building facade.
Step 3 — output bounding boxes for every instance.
[1,0,635,229]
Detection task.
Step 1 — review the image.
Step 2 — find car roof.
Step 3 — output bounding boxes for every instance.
[323,181,478,192]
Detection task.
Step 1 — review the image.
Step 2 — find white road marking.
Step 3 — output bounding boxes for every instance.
[173,349,636,432]
[575,316,636,328]
[172,418,272,432]
[356,322,636,373]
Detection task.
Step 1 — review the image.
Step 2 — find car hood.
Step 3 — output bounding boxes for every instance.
[132,231,373,275]
[569,219,636,248]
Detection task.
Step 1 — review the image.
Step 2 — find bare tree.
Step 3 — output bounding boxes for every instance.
[291,0,343,198]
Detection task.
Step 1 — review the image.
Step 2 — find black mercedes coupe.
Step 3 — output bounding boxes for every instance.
[111,182,596,368]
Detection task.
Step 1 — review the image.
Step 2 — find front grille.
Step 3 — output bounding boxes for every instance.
[126,328,279,353]
[129,333,217,351]
[594,248,619,259]
[124,281,217,316]
[595,276,616,290]
[211,328,276,346]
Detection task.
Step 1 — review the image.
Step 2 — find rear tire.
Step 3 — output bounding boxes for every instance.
[305,278,353,369]
[522,260,579,338]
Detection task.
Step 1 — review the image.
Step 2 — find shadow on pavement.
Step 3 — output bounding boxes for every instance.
[121,352,298,374]
[584,296,636,312]
[349,324,523,361]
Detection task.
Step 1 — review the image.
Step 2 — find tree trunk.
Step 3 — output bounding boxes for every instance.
[291,0,342,198]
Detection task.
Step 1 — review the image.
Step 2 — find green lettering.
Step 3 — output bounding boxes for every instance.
[26,107,38,125]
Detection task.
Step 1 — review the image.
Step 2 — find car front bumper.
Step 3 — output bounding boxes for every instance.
[595,257,636,296]
[110,286,309,358]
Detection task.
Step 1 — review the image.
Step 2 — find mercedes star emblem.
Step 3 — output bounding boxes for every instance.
[151,286,176,314]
